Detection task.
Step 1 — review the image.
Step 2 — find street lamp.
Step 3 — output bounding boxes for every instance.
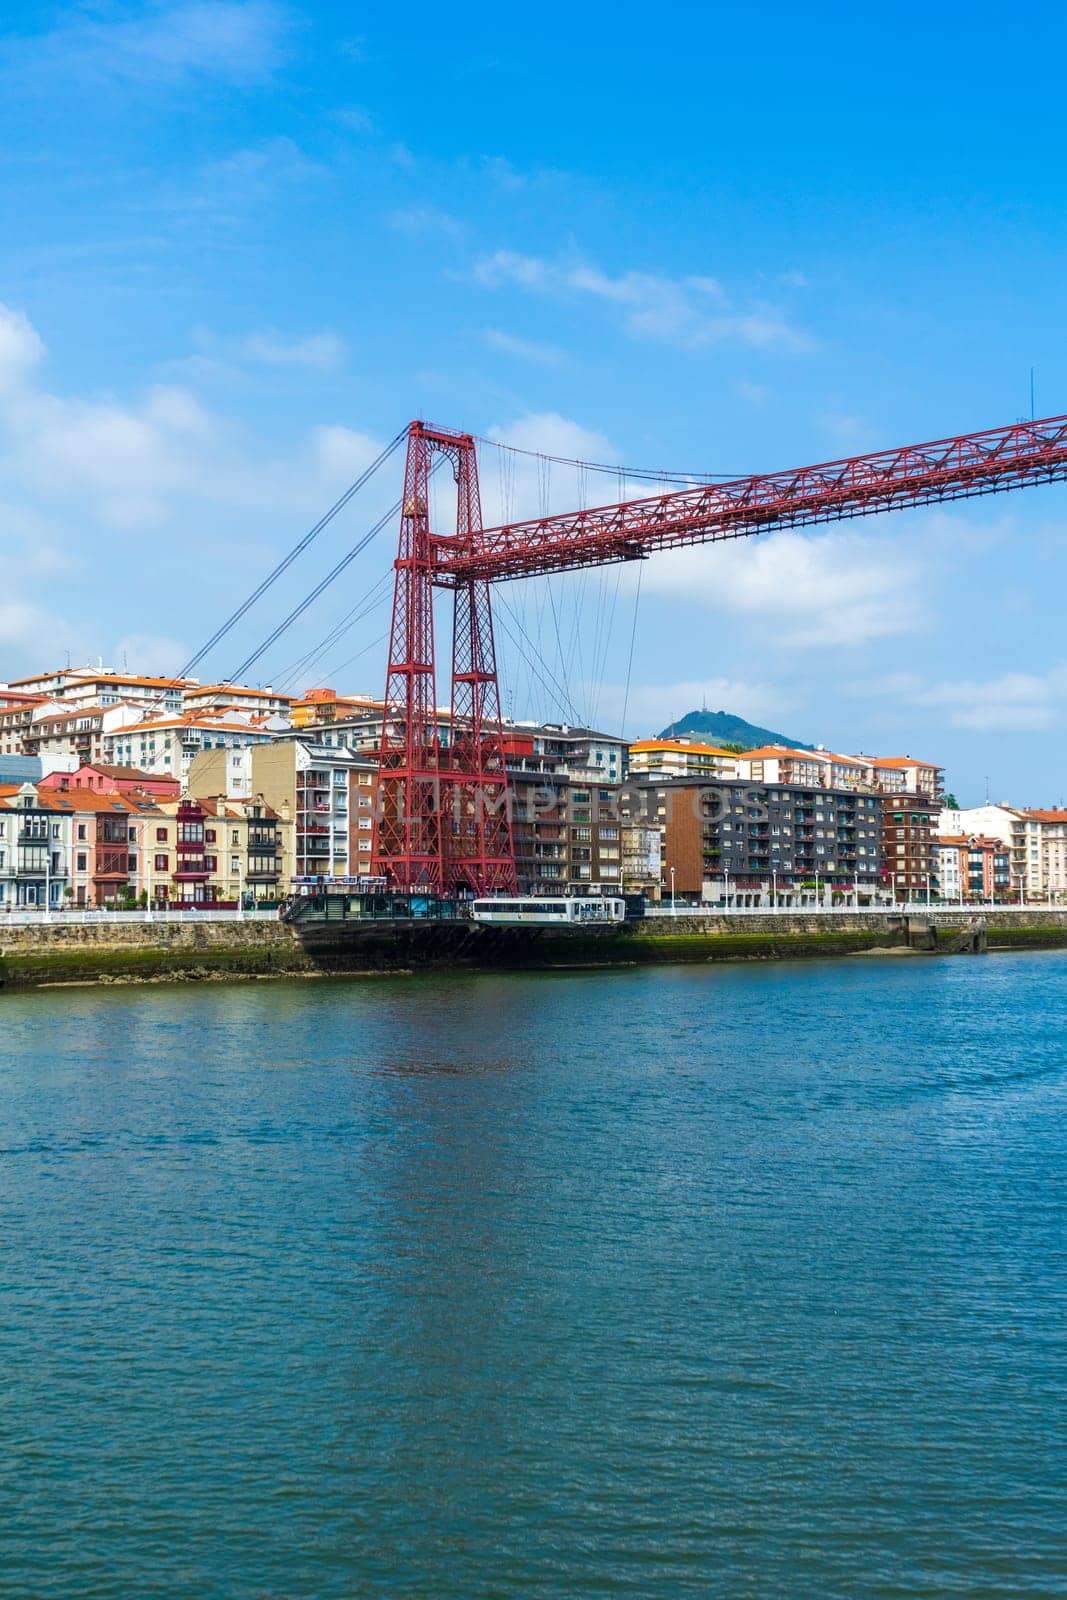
[771,868,777,912]
[669,865,676,917]
[724,864,730,912]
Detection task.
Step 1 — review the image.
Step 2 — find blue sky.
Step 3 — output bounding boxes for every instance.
[2,0,1067,803]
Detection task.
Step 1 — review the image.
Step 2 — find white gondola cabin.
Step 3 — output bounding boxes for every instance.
[469,895,626,926]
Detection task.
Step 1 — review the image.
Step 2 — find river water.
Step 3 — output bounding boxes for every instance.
[2,954,1066,1597]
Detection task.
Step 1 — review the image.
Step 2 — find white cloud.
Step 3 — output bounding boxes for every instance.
[483,329,564,366]
[335,106,376,134]
[4,1,290,87]
[0,300,386,530]
[639,527,925,647]
[203,136,322,187]
[472,250,814,353]
[481,156,527,191]
[736,380,770,406]
[820,412,879,450]
[911,669,1067,733]
[113,634,190,677]
[481,413,621,525]
[242,331,346,371]
[0,305,44,392]
[313,425,385,486]
[0,529,88,667]
[387,207,463,239]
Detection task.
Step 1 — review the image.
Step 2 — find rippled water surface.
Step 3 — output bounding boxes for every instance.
[2,954,1066,1597]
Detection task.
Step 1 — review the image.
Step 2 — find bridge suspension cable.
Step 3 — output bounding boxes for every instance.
[227,497,401,683]
[471,430,746,485]
[179,427,406,679]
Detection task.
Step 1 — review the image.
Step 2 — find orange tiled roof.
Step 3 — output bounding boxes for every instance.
[740,745,824,761]
[186,684,293,701]
[630,739,736,758]
[7,670,187,689]
[868,756,941,770]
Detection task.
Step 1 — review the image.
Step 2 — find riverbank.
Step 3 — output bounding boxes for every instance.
[4,909,1067,990]
[0,918,315,990]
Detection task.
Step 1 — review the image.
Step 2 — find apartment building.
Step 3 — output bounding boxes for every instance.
[939,804,1026,898]
[0,786,68,908]
[189,739,376,886]
[628,738,738,781]
[194,797,292,904]
[1019,810,1067,903]
[736,745,836,788]
[864,755,945,799]
[138,795,290,907]
[0,690,46,756]
[504,737,623,892]
[103,712,276,780]
[623,777,886,907]
[5,666,188,713]
[0,784,156,908]
[24,701,147,766]
[519,722,628,784]
[288,687,383,727]
[934,835,1012,903]
[621,822,663,900]
[40,762,180,801]
[880,797,937,901]
[183,684,294,717]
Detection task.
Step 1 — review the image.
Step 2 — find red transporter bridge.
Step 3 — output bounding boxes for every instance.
[371,413,1067,897]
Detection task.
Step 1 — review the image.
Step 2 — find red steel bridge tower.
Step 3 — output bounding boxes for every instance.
[373,411,1067,894]
[374,422,515,895]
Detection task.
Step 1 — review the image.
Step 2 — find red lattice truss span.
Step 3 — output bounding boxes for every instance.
[372,414,1067,895]
[437,413,1067,583]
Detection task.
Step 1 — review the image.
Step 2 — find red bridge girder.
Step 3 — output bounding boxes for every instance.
[433,414,1067,584]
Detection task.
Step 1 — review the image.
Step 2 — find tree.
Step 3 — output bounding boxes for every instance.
[942,792,960,810]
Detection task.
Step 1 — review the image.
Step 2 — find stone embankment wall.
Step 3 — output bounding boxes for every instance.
[0,918,313,989]
[3,908,1067,990]
[636,909,1067,936]
[617,909,1067,964]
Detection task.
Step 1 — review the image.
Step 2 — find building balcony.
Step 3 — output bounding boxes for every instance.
[173,867,209,881]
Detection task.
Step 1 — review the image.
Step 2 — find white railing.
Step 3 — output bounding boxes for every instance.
[644,902,1054,917]
[0,908,281,926]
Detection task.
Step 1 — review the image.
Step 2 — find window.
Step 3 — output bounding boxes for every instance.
[204,855,217,871]
[232,830,239,845]
[231,856,240,873]
[127,855,137,872]
[156,827,168,842]
[78,823,87,841]
[205,829,216,843]
[154,854,168,871]
[77,853,87,871]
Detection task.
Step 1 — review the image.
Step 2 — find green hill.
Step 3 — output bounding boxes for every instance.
[656,708,812,750]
